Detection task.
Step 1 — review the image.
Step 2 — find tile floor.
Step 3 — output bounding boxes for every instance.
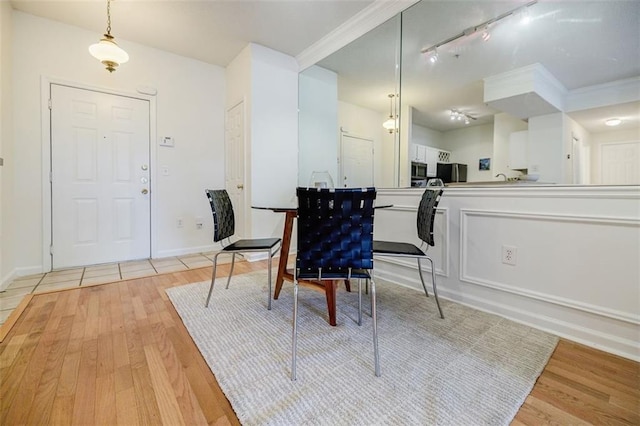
[0,252,217,326]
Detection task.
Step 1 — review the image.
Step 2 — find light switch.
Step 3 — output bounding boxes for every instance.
[159,136,175,147]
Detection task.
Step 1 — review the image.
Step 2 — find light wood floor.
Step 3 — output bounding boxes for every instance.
[1,260,638,425]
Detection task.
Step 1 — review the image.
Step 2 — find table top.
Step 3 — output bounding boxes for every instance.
[252,204,393,212]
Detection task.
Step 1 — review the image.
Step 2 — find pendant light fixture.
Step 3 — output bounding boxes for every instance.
[89,0,129,72]
[382,94,398,133]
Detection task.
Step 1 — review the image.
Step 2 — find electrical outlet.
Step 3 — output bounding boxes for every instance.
[195,217,204,229]
[176,217,184,228]
[502,245,517,265]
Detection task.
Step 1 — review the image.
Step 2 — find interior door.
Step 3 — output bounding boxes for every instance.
[340,133,374,187]
[51,84,151,269]
[600,141,640,184]
[225,101,246,237]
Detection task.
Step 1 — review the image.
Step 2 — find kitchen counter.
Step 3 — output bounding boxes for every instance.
[445,180,553,187]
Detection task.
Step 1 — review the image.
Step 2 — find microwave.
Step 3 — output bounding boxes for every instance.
[411,162,428,179]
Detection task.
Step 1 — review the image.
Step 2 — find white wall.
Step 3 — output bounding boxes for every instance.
[493,113,528,179]
[0,2,14,289]
[443,123,494,182]
[250,44,299,235]
[227,44,299,242]
[528,112,565,184]
[299,66,338,187]
[8,12,226,277]
[374,186,640,362]
[411,123,445,150]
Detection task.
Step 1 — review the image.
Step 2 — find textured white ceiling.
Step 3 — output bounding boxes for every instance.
[10,0,375,67]
[11,0,640,133]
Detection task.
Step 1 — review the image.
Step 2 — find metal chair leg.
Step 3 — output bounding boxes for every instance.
[370,278,380,377]
[225,253,236,289]
[291,280,299,381]
[205,252,222,307]
[357,279,362,326]
[417,258,430,298]
[426,257,444,319]
[267,251,273,310]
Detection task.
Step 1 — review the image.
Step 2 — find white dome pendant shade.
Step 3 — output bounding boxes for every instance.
[89,0,128,73]
[89,34,129,73]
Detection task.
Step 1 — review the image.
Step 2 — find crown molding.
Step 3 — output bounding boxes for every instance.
[296,0,418,71]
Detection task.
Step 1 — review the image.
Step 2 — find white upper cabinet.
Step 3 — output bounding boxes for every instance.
[425,147,439,177]
[411,144,427,163]
[509,130,529,170]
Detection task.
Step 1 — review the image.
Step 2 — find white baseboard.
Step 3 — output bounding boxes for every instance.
[155,244,216,259]
[1,265,44,291]
[0,270,17,291]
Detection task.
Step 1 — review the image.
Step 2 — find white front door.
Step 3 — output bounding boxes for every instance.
[51,84,151,269]
[340,133,374,187]
[225,101,246,238]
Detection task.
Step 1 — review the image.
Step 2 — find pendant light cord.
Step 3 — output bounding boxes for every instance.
[106,0,112,36]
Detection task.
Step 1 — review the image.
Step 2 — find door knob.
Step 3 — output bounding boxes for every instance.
[237,184,244,189]
[141,188,149,194]
[141,164,148,171]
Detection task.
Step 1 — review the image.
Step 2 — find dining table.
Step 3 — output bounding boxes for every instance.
[252,202,392,326]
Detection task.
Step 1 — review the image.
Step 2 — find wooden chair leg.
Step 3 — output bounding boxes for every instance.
[325,280,337,326]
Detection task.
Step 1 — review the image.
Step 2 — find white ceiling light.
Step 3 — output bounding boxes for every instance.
[383,94,398,133]
[89,0,129,72]
[605,118,622,126]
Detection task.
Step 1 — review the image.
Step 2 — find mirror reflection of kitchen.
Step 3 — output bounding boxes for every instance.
[299,0,640,187]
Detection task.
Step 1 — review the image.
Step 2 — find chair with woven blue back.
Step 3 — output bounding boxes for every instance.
[291,186,380,380]
[204,189,281,310]
[373,188,444,318]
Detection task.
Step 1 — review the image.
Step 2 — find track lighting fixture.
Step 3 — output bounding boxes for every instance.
[450,110,476,125]
[420,1,537,59]
[481,25,491,42]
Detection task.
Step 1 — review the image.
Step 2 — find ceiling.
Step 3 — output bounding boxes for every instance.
[9,0,375,67]
[10,0,640,135]
[315,0,640,134]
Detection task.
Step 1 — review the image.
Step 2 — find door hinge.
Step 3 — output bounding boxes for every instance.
[49,245,54,255]
[48,99,52,110]
[49,171,53,183]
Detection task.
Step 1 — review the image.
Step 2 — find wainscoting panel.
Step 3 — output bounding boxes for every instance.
[459,209,639,323]
[374,186,640,361]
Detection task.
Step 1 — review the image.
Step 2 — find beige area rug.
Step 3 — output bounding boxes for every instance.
[166,272,558,425]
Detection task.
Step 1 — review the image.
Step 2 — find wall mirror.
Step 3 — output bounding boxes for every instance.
[299,0,640,187]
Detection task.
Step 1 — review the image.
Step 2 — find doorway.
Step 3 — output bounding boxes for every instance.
[340,132,374,187]
[600,141,640,184]
[225,100,246,238]
[50,84,151,269]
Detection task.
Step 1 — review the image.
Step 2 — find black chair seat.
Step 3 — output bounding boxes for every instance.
[223,238,281,251]
[371,189,444,319]
[298,268,371,280]
[373,240,425,256]
[204,189,281,310]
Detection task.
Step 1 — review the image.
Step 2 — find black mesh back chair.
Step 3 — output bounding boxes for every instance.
[373,188,444,319]
[204,189,281,310]
[292,187,380,380]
